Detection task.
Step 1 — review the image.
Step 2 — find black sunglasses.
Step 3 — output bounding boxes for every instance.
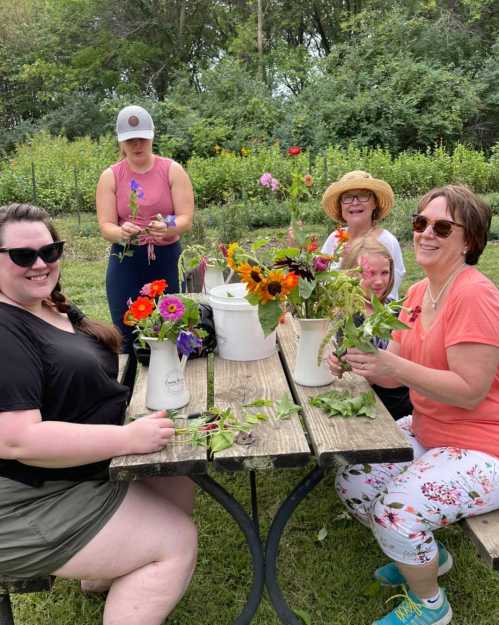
[0,241,65,268]
[411,214,464,239]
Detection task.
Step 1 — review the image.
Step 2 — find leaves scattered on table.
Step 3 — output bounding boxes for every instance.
[173,393,301,453]
[309,388,377,418]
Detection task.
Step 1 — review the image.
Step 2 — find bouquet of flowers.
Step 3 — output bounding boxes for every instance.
[115,179,143,262]
[123,279,206,357]
[227,224,367,336]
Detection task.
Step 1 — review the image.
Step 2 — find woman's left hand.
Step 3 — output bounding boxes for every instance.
[343,348,389,379]
[146,214,174,243]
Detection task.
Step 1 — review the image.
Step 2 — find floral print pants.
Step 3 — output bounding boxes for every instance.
[335,416,499,566]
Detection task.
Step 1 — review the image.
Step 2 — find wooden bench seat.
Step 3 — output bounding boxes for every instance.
[464,509,499,570]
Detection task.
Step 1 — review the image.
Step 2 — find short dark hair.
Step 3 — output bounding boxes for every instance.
[417,185,491,265]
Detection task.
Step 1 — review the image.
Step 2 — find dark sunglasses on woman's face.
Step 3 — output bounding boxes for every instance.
[411,214,464,238]
[0,241,65,267]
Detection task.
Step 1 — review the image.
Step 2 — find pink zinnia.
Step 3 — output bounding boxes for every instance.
[259,172,273,187]
[158,295,185,321]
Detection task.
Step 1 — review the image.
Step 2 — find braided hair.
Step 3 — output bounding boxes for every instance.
[0,203,122,352]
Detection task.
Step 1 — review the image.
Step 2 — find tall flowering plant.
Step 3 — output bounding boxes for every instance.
[123,279,206,357]
[227,225,366,336]
[259,146,313,241]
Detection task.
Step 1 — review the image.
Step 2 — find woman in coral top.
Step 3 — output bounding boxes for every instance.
[328,185,499,625]
[96,105,194,352]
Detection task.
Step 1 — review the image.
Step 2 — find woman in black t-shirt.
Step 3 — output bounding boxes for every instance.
[0,203,197,624]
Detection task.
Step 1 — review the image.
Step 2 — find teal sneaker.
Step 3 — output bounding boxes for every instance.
[374,542,453,587]
[372,587,452,625]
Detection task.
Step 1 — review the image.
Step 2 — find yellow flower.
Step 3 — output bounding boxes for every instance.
[226,242,243,270]
[238,263,265,293]
[257,270,292,304]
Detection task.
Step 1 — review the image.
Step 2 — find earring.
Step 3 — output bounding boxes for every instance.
[462,249,467,255]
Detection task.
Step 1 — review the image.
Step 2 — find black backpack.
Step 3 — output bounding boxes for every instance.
[133,303,217,366]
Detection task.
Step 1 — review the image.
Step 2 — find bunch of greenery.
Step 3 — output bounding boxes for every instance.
[309,389,377,419]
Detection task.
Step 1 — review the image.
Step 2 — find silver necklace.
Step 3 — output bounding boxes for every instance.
[427,265,464,310]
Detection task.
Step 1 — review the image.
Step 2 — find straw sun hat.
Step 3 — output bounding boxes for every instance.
[321,170,395,223]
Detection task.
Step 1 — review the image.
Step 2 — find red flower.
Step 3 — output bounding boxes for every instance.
[409,305,422,323]
[287,146,301,156]
[129,296,154,320]
[307,238,318,253]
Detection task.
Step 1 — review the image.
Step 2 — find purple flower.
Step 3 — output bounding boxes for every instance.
[177,330,203,356]
[163,214,176,227]
[313,256,330,272]
[130,179,140,192]
[158,295,185,321]
[259,172,273,187]
[270,177,279,191]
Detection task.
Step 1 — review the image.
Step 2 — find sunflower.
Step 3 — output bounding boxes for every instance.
[257,270,294,304]
[238,262,266,294]
[226,242,243,270]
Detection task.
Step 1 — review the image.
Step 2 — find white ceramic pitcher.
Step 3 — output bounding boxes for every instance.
[141,336,190,410]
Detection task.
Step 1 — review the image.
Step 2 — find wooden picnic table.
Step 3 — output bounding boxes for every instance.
[110,314,413,625]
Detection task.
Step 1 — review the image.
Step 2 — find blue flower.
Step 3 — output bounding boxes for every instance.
[130,179,140,192]
[177,330,202,357]
[163,214,176,227]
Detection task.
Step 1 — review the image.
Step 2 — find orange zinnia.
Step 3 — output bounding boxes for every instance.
[129,296,154,320]
[303,174,313,187]
[123,310,137,326]
[149,279,167,297]
[335,228,349,243]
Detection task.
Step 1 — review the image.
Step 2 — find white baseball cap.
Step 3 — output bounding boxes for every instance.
[116,105,155,142]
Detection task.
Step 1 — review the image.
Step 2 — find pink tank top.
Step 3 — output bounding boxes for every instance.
[111,156,179,246]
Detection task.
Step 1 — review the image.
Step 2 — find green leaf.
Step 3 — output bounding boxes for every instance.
[317,526,328,542]
[293,608,312,625]
[275,393,302,420]
[242,399,273,407]
[258,299,281,336]
[210,430,235,453]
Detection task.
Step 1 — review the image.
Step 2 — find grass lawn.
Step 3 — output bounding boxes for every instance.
[12,214,499,625]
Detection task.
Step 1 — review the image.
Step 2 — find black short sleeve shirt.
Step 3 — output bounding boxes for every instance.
[0,303,129,486]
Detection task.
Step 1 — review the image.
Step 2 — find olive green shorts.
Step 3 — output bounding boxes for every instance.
[0,477,128,579]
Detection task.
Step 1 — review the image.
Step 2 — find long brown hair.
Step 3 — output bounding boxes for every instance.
[340,235,395,302]
[0,203,122,352]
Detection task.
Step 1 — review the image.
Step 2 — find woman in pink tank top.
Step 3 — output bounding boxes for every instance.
[96,105,195,353]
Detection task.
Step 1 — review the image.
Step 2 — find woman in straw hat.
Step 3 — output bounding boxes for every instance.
[321,170,405,298]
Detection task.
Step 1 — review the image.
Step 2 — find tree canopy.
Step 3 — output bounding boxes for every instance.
[1,0,499,158]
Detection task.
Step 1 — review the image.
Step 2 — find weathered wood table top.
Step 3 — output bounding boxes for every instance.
[110,314,412,479]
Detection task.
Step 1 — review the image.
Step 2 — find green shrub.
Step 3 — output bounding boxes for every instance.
[0,132,116,214]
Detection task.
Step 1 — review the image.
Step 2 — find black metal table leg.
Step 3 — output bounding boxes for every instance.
[249,471,260,538]
[0,595,15,625]
[192,473,265,625]
[265,466,326,625]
